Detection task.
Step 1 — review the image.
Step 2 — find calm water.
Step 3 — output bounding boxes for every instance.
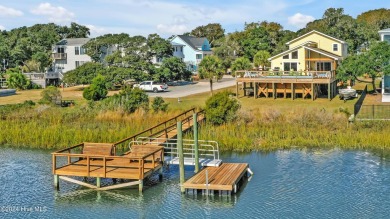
[0,147,389,219]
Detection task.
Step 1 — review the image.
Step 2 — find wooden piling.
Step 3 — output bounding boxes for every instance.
[54,175,59,190]
[193,113,199,173]
[177,122,185,193]
[96,177,101,188]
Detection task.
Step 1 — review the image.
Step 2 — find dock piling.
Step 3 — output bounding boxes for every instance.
[178,122,185,193]
[193,113,199,173]
[54,175,59,190]
[96,177,101,188]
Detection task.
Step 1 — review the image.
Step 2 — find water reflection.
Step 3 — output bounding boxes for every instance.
[1,147,390,218]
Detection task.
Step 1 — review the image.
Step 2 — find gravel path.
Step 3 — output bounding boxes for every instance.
[147,76,236,98]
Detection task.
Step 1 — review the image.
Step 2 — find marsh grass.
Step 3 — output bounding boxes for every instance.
[2,82,390,151]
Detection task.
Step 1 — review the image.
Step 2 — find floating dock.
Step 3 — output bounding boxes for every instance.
[183,163,251,195]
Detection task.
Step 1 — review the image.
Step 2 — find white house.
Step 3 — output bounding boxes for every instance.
[170,35,212,72]
[51,38,92,75]
[379,28,390,102]
[151,42,185,64]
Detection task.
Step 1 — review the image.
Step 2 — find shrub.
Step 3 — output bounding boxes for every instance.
[205,91,240,125]
[152,97,169,112]
[39,86,62,105]
[83,75,108,101]
[6,71,31,90]
[102,87,149,113]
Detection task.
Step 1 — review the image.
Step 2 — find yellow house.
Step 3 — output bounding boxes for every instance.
[235,31,348,100]
[269,30,348,72]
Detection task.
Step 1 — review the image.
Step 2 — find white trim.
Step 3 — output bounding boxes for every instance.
[286,30,346,45]
[303,46,340,60]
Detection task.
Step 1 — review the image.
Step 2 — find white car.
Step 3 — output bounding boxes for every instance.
[133,81,168,93]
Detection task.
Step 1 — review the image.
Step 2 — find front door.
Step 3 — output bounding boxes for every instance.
[316,62,332,71]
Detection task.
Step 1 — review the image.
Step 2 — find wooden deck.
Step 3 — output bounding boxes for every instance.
[183,163,250,194]
[52,109,205,192]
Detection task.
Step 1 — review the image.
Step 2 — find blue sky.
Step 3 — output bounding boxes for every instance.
[1,0,390,37]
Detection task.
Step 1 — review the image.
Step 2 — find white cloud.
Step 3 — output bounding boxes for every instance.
[86,24,108,37]
[31,3,74,23]
[0,5,23,17]
[288,13,315,28]
[157,24,189,35]
[0,25,5,30]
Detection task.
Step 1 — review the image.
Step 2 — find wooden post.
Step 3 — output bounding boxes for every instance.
[291,83,294,100]
[254,82,257,99]
[54,175,59,190]
[272,83,275,99]
[328,83,331,100]
[139,180,143,192]
[243,82,246,96]
[311,83,314,101]
[178,121,185,193]
[193,113,199,173]
[236,82,239,98]
[96,177,101,188]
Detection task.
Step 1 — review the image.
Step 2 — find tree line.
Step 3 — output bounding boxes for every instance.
[2,7,390,91]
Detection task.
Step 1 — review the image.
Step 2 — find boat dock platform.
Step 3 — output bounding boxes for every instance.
[183,163,252,195]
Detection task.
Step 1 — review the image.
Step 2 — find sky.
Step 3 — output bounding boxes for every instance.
[1,0,390,38]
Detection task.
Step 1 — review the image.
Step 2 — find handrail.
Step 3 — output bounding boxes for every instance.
[114,108,197,146]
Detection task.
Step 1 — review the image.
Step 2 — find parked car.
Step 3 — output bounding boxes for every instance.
[133,81,168,93]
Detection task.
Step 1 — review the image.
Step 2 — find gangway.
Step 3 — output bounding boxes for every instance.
[130,137,222,167]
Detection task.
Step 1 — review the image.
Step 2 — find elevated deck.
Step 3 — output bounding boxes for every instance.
[183,163,250,194]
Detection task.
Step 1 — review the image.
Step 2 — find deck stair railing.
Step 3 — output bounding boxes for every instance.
[129,137,222,167]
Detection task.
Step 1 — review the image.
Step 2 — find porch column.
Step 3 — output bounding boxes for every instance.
[291,83,294,100]
[254,82,257,99]
[328,83,331,100]
[272,83,276,99]
[243,82,246,97]
[311,83,314,101]
[236,82,239,98]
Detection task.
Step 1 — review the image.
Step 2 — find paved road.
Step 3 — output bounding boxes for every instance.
[147,76,236,98]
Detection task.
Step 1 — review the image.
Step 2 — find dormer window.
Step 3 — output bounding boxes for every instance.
[333,44,338,52]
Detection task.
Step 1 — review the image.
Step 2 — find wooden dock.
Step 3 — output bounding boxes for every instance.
[183,163,250,195]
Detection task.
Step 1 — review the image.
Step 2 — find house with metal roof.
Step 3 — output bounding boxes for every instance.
[170,35,212,72]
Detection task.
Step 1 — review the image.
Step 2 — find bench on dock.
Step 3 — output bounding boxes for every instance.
[82,142,114,156]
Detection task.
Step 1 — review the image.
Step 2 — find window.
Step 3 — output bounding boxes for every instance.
[180,47,183,52]
[384,35,390,43]
[80,47,86,55]
[291,51,298,59]
[196,54,203,59]
[283,62,298,71]
[57,47,64,53]
[75,47,80,55]
[283,54,289,59]
[75,61,80,68]
[333,44,338,52]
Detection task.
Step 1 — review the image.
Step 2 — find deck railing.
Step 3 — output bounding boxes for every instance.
[235,70,335,80]
[52,144,164,180]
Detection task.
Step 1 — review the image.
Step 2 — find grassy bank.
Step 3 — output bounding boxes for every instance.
[1,84,390,152]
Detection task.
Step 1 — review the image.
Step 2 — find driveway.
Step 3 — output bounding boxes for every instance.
[147,76,236,98]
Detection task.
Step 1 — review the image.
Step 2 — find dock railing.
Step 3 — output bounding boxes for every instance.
[131,137,220,164]
[113,108,204,151]
[52,143,164,180]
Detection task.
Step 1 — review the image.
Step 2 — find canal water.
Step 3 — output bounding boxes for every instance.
[0,147,389,218]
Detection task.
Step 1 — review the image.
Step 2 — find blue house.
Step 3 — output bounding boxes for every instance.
[170,35,212,72]
[379,28,390,102]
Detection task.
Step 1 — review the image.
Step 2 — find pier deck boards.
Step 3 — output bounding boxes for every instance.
[183,163,249,192]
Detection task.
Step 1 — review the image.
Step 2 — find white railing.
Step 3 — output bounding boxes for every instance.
[129,137,220,162]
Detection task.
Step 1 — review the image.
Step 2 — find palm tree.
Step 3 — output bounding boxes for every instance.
[231,57,252,77]
[198,55,224,95]
[253,50,271,70]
